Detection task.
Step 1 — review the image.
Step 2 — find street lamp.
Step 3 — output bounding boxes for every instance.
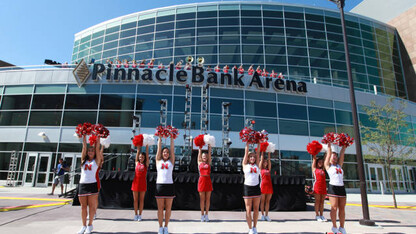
[328,0,375,226]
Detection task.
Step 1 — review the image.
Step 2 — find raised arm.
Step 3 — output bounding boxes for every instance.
[145,145,150,168]
[312,154,317,172]
[207,145,212,165]
[156,137,162,162]
[260,152,265,169]
[81,135,87,163]
[99,145,104,167]
[169,137,175,164]
[267,152,271,171]
[255,143,261,165]
[95,136,103,166]
[135,146,141,163]
[243,143,250,166]
[198,148,203,165]
[324,142,332,170]
[338,145,346,167]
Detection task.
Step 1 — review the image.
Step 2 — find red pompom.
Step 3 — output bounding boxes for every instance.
[260,142,269,152]
[89,135,97,146]
[239,127,254,143]
[155,125,179,139]
[167,125,179,139]
[194,134,205,148]
[307,141,323,156]
[321,132,336,144]
[75,122,93,137]
[132,134,144,147]
[335,133,354,147]
[92,123,109,138]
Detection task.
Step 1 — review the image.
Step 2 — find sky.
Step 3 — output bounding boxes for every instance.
[0,0,363,66]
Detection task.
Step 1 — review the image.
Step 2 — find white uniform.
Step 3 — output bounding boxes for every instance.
[327,164,344,186]
[80,159,99,184]
[244,164,260,186]
[156,160,174,184]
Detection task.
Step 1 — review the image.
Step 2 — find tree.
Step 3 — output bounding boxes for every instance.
[361,97,414,208]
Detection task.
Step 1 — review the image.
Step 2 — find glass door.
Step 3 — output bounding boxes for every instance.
[63,153,82,187]
[35,153,52,187]
[391,166,406,192]
[367,164,386,193]
[23,153,38,187]
[406,167,416,192]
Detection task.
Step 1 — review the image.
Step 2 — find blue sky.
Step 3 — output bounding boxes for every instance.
[0,0,362,66]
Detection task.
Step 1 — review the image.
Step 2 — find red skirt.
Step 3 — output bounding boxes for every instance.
[131,176,147,192]
[198,176,213,192]
[313,183,327,195]
[261,180,273,194]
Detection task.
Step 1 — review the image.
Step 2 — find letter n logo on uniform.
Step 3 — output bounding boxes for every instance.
[84,164,92,171]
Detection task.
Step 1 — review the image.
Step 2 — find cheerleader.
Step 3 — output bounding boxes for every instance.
[132,60,138,68]
[148,58,155,69]
[139,59,146,68]
[243,143,261,234]
[155,136,175,234]
[158,63,165,69]
[77,136,103,234]
[259,152,273,222]
[175,61,182,70]
[223,65,229,73]
[256,66,262,75]
[312,153,327,222]
[324,142,347,234]
[261,69,268,78]
[248,65,254,75]
[197,145,213,222]
[270,70,277,78]
[214,64,221,72]
[238,65,245,74]
[131,145,149,221]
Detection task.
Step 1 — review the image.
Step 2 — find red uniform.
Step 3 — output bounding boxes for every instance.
[313,168,327,195]
[260,169,273,194]
[131,163,147,192]
[198,163,213,192]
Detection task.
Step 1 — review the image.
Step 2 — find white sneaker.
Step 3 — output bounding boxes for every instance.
[85,225,93,234]
[201,215,205,222]
[316,215,322,222]
[253,227,258,234]
[320,215,327,222]
[133,215,139,221]
[77,226,87,234]
[248,229,254,234]
[205,215,210,222]
[331,227,339,234]
[265,216,271,222]
[158,227,164,234]
[93,214,97,220]
[260,215,265,221]
[163,227,169,234]
[338,227,347,234]
[137,215,142,221]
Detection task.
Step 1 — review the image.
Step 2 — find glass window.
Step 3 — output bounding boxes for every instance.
[219,17,239,26]
[102,49,117,58]
[210,98,243,115]
[4,85,33,94]
[308,107,334,123]
[138,17,155,26]
[245,91,275,101]
[104,33,119,43]
[1,95,31,110]
[175,47,195,56]
[197,18,217,27]
[120,29,136,38]
[155,31,174,40]
[137,85,172,94]
[136,42,153,52]
[156,22,174,31]
[241,27,262,35]
[281,150,310,160]
[309,122,336,137]
[219,36,240,44]
[220,54,241,64]
[68,84,100,94]
[335,110,353,125]
[34,85,66,93]
[118,45,134,55]
[286,37,306,47]
[287,47,307,56]
[137,95,172,111]
[103,41,118,50]
[91,37,104,47]
[197,36,217,45]
[266,55,286,64]
[210,88,243,98]
[176,20,195,29]
[121,21,137,30]
[157,14,174,23]
[65,95,99,109]
[281,160,312,178]
[197,10,218,18]
[175,29,195,38]
[175,38,195,47]
[29,111,62,126]
[197,45,217,54]
[197,27,217,36]
[263,27,284,36]
[279,119,309,135]
[242,45,263,54]
[308,98,332,108]
[242,35,263,44]
[219,10,239,17]
[154,40,173,49]
[100,94,135,110]
[62,111,97,126]
[241,10,261,17]
[102,84,136,93]
[98,111,133,127]
[246,101,277,117]
[136,33,154,43]
[154,48,173,58]
[307,30,326,40]
[92,30,104,38]
[241,18,262,26]
[137,25,154,34]
[253,117,278,133]
[278,103,307,120]
[265,46,285,55]
[0,111,28,126]
[210,115,243,131]
[263,18,283,27]
[32,95,64,109]
[242,54,263,64]
[176,12,196,20]
[263,10,283,18]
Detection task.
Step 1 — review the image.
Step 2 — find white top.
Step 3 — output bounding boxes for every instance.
[80,159,99,184]
[156,160,174,184]
[327,164,344,186]
[243,164,260,186]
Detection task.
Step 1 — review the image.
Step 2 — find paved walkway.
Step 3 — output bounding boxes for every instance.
[0,186,415,233]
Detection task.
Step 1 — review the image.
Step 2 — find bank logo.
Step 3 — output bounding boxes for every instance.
[73,59,91,87]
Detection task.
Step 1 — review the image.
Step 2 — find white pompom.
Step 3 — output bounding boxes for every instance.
[203,134,216,147]
[100,136,111,149]
[322,144,336,153]
[142,134,155,146]
[266,142,275,153]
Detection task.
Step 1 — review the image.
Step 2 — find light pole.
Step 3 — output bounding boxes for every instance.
[328,0,375,226]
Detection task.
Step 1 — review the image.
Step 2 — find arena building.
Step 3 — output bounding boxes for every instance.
[0,2,415,194]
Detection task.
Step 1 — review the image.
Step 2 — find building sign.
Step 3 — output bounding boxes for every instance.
[72,59,91,88]
[76,63,307,93]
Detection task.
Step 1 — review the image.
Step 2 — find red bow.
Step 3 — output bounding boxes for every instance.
[161,163,169,169]
[335,168,342,174]
[250,167,257,173]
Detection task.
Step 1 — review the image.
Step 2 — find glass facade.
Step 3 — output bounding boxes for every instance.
[73,2,407,99]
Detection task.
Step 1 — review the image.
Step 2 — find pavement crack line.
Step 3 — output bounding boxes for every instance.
[0,204,67,227]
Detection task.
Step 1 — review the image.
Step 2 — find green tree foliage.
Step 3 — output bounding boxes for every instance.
[361,97,414,208]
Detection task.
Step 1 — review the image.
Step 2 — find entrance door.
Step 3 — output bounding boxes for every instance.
[23,153,52,187]
[368,164,386,193]
[391,166,406,192]
[63,153,82,187]
[406,167,416,192]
